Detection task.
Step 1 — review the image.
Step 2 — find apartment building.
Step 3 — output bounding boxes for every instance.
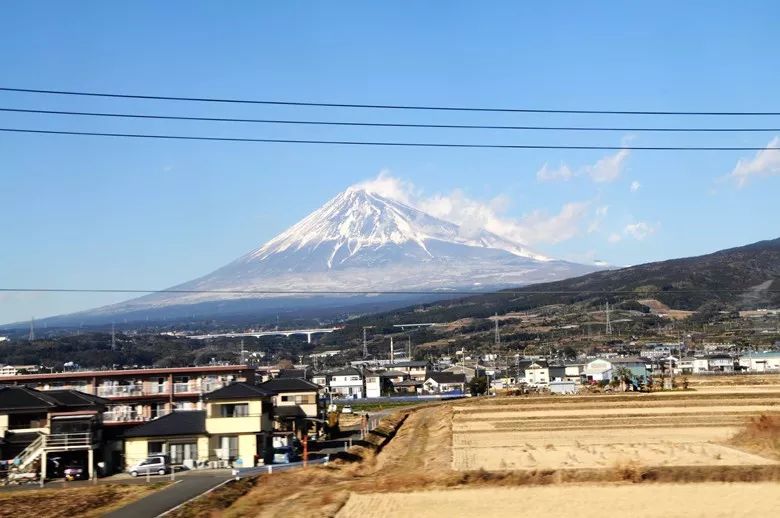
[0,365,255,427]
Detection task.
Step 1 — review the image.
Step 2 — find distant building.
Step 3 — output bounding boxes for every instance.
[738,351,780,372]
[524,361,550,386]
[328,367,364,399]
[583,359,614,382]
[422,372,466,394]
[549,380,578,395]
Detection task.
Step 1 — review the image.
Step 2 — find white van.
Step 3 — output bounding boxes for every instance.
[127,454,171,477]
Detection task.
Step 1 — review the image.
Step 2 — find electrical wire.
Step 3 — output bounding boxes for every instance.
[2,127,779,151]
[3,107,779,132]
[2,86,779,116]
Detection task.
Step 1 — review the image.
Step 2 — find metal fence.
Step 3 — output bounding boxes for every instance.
[232,455,330,479]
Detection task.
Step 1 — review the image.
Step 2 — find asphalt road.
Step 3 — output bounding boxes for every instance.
[105,471,232,518]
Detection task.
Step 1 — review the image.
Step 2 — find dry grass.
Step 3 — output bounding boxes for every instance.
[167,478,257,518]
[0,483,166,518]
[337,482,780,518]
[729,414,780,460]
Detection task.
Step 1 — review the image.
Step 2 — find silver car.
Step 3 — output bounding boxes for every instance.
[127,455,171,477]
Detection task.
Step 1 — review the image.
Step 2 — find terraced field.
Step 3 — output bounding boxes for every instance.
[451,393,780,471]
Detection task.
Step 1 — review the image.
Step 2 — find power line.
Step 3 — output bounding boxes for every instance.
[2,86,779,116]
[0,288,776,295]
[1,127,779,151]
[3,107,780,133]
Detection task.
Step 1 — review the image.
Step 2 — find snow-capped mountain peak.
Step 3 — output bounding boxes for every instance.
[244,187,549,269]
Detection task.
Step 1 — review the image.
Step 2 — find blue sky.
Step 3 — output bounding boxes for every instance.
[1,1,779,323]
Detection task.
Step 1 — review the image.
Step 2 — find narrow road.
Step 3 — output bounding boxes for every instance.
[105,472,232,518]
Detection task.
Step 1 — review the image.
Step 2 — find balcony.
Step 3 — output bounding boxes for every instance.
[102,410,146,423]
[97,385,144,398]
[174,382,196,394]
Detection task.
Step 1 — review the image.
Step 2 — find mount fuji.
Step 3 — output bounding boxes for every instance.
[42,186,601,324]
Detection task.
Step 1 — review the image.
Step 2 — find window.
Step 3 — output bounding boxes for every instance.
[169,442,198,464]
[218,403,249,417]
[219,436,239,460]
[148,441,165,455]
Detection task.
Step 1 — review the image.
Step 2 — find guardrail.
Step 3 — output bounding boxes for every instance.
[232,455,329,479]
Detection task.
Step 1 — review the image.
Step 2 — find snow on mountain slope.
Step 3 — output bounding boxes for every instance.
[80,186,600,315]
[244,188,550,267]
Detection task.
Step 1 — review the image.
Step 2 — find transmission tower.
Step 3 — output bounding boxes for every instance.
[28,317,35,341]
[605,302,613,336]
[494,313,500,346]
[111,323,116,350]
[362,326,374,358]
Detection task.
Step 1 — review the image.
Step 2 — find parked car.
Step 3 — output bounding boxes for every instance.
[127,455,171,477]
[64,461,86,481]
[341,405,353,414]
[272,446,300,464]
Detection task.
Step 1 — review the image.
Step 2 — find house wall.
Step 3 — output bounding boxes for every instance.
[206,399,269,434]
[124,436,210,467]
[274,391,318,417]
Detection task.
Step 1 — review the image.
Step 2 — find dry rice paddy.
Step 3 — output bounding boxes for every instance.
[337,482,780,518]
[452,394,780,472]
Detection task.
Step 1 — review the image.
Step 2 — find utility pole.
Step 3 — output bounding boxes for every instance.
[407,333,411,360]
[389,336,394,364]
[111,323,116,351]
[28,317,35,341]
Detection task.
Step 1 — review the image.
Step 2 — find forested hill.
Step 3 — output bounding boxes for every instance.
[350,237,780,327]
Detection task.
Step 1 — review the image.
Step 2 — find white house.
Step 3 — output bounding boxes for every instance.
[692,358,709,374]
[583,359,613,382]
[524,362,550,386]
[422,372,466,394]
[328,367,364,399]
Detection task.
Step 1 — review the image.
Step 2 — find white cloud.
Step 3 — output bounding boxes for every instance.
[351,169,417,204]
[608,233,622,243]
[352,172,592,246]
[587,205,609,233]
[728,136,780,187]
[536,163,573,182]
[623,221,656,240]
[535,146,631,184]
[630,180,641,192]
[583,148,630,183]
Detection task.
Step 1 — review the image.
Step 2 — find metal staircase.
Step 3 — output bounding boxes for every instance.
[11,432,93,472]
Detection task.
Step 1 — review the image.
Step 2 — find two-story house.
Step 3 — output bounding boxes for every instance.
[259,378,322,437]
[389,361,429,381]
[524,361,550,386]
[0,386,109,479]
[123,382,275,469]
[328,367,364,399]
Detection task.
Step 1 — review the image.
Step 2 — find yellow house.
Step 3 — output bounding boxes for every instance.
[123,410,208,468]
[258,377,322,437]
[203,382,274,467]
[122,382,274,469]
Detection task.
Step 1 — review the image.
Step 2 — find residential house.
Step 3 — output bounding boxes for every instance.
[583,359,614,382]
[328,367,364,399]
[259,378,322,436]
[610,357,650,383]
[442,364,483,382]
[388,361,429,381]
[422,372,466,394]
[524,361,550,386]
[692,357,710,374]
[202,382,274,466]
[123,411,208,469]
[0,386,109,478]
